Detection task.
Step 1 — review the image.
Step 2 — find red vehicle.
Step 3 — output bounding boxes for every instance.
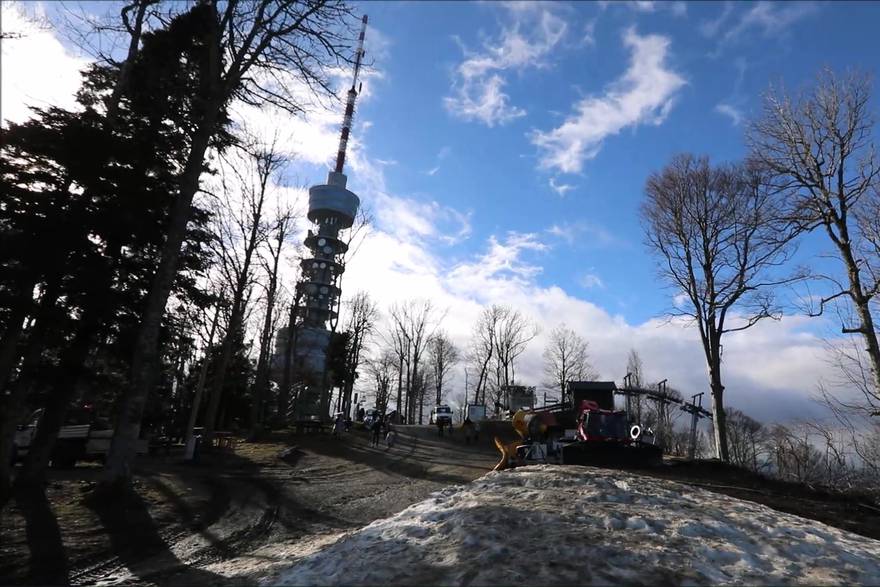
[561,400,662,467]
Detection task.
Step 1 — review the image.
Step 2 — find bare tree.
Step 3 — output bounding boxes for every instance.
[249,203,297,437]
[202,141,280,445]
[184,293,224,445]
[493,306,538,390]
[277,284,303,424]
[105,0,357,485]
[768,423,826,484]
[468,305,503,406]
[644,384,683,451]
[725,408,769,472]
[748,70,880,417]
[641,154,799,461]
[385,300,442,423]
[365,349,395,414]
[543,324,597,404]
[428,331,459,406]
[337,291,379,416]
[384,308,410,418]
[625,348,647,422]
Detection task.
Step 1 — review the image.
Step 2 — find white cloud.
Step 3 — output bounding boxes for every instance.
[706,1,818,55]
[1,1,88,126]
[545,220,621,248]
[724,1,818,42]
[715,102,743,126]
[582,18,597,47]
[699,2,734,37]
[549,177,576,197]
[425,146,451,176]
[444,5,567,127]
[600,1,687,17]
[344,217,834,422]
[579,272,604,289]
[670,2,688,17]
[530,28,685,174]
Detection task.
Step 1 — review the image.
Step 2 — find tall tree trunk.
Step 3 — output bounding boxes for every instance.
[395,355,403,418]
[105,0,151,124]
[184,303,220,445]
[103,97,223,484]
[101,1,221,487]
[278,301,296,424]
[203,300,243,445]
[0,283,58,503]
[709,352,729,461]
[837,236,880,403]
[405,361,412,423]
[250,292,277,437]
[0,286,32,395]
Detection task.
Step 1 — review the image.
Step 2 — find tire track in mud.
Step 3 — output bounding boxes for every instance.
[69,429,496,585]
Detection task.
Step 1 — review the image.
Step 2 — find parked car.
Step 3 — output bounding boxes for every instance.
[429,405,453,426]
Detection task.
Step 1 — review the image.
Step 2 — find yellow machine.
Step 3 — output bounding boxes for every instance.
[492,409,542,471]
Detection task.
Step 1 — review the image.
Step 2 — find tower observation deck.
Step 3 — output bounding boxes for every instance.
[291,15,368,420]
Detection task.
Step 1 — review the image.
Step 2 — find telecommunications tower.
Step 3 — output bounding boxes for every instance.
[293,15,368,420]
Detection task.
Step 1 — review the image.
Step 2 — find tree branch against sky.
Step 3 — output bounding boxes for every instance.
[543,324,597,404]
[748,70,880,418]
[641,154,801,461]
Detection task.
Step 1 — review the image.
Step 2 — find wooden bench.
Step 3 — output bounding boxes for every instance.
[295,420,326,435]
[213,431,236,452]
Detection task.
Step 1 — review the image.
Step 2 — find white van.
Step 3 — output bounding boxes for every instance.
[429,405,453,426]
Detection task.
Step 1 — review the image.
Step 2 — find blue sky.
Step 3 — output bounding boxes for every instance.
[3,0,879,422]
[348,0,880,324]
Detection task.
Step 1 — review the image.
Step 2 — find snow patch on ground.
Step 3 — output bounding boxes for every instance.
[268,465,880,586]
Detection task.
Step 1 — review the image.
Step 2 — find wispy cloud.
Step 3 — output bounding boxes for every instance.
[714,102,743,126]
[582,18,597,46]
[425,146,452,176]
[725,1,818,41]
[548,177,576,197]
[530,27,685,174]
[699,2,734,37]
[579,272,605,289]
[444,5,567,127]
[707,1,819,54]
[545,220,621,248]
[448,231,549,289]
[599,1,687,17]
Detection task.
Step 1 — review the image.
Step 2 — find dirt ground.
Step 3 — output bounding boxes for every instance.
[1,425,879,586]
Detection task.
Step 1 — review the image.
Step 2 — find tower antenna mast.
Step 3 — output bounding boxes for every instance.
[334,14,368,174]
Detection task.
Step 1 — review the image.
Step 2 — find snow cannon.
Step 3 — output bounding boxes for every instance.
[512,409,559,441]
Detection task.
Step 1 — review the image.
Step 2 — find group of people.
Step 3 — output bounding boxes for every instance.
[369,414,397,450]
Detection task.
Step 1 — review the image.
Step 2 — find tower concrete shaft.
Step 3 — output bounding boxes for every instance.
[292,15,367,420]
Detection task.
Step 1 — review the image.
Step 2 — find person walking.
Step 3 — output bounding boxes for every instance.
[370,415,383,447]
[332,413,345,439]
[385,421,397,450]
[462,417,475,445]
